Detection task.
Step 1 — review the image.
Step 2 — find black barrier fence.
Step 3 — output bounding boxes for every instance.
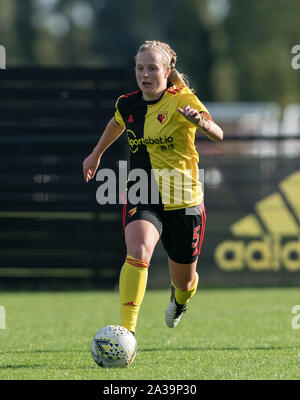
[1,69,300,288]
[0,68,132,289]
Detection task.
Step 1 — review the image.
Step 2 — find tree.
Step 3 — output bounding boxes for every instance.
[222,0,300,105]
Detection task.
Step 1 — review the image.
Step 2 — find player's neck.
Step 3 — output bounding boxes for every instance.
[142,88,166,102]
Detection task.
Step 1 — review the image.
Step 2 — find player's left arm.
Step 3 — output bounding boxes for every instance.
[177,105,223,142]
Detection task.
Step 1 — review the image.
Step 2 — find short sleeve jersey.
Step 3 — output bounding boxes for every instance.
[114,83,210,210]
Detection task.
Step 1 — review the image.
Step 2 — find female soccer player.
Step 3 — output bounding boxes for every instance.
[82,40,223,335]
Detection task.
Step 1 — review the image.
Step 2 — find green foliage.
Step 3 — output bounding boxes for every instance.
[1,0,300,103]
[223,0,300,105]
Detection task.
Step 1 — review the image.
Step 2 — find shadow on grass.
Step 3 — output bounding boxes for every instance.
[139,345,300,352]
[1,345,299,358]
[0,349,88,354]
[0,363,96,371]
[0,364,45,369]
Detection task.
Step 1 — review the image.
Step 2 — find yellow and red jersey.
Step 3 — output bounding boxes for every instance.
[114,83,211,210]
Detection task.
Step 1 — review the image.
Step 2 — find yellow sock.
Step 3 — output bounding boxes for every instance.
[172,272,199,305]
[119,255,149,333]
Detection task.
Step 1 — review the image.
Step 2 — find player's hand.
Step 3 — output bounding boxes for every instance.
[177,105,203,126]
[82,152,101,183]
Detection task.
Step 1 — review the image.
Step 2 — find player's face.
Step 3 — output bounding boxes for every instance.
[135,50,170,101]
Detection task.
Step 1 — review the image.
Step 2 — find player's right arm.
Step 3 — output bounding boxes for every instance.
[82,117,125,183]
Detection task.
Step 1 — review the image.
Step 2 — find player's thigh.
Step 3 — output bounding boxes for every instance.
[125,219,160,262]
[124,203,163,262]
[161,204,206,265]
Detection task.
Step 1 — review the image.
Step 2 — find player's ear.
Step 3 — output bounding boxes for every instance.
[164,65,171,79]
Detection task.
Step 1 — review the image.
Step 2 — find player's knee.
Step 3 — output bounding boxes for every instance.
[127,242,152,263]
[175,279,195,292]
[177,283,190,292]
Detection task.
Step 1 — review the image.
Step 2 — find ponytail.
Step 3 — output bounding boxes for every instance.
[168,68,190,89]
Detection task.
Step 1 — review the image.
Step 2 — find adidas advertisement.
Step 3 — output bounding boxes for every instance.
[189,155,300,287]
[215,171,300,272]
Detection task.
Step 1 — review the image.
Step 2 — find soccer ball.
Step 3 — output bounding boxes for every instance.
[91,325,137,368]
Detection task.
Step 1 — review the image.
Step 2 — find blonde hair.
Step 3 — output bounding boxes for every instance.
[136,40,191,89]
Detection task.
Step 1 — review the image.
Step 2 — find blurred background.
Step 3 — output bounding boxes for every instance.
[1,0,300,289]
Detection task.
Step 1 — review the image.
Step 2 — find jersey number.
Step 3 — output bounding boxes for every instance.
[192,226,200,249]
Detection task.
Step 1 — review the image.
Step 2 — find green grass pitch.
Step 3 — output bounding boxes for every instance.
[0,288,300,380]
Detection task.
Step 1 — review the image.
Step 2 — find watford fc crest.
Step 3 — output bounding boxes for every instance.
[157,112,168,124]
